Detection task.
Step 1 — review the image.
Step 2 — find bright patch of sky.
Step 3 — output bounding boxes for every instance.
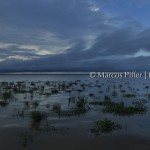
[97,0,150,27]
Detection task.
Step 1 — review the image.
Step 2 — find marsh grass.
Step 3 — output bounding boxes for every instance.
[51,89,59,94]
[89,93,94,97]
[145,86,149,93]
[89,99,115,107]
[123,93,136,97]
[0,100,8,107]
[16,90,30,94]
[89,101,103,105]
[31,111,47,122]
[52,103,61,114]
[104,95,110,101]
[57,97,89,117]
[3,91,12,100]
[68,97,76,106]
[59,108,87,117]
[90,99,147,116]
[24,101,29,107]
[121,90,126,93]
[32,101,39,108]
[102,101,147,116]
[112,91,117,97]
[91,119,122,135]
[30,110,48,130]
[132,100,147,106]
[76,97,87,109]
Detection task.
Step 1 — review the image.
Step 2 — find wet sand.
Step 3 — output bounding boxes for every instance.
[0,128,150,150]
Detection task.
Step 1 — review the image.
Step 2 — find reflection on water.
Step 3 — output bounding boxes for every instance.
[0,74,150,149]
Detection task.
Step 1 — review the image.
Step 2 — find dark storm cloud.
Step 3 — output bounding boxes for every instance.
[0,53,150,72]
[0,0,150,72]
[0,0,106,40]
[88,27,150,56]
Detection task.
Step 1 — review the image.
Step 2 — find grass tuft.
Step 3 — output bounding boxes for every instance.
[91,119,122,135]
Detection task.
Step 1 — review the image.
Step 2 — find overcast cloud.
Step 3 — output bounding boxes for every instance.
[0,0,150,72]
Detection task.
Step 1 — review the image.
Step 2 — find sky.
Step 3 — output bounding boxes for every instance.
[0,0,150,72]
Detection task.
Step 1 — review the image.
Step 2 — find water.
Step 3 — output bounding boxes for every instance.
[0,74,150,149]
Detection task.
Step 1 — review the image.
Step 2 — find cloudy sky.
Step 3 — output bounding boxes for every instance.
[0,0,150,72]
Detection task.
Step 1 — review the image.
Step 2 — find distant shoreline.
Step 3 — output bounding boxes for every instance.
[0,71,144,75]
[0,72,89,75]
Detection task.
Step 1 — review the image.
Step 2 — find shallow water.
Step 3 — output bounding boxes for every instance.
[0,74,150,149]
